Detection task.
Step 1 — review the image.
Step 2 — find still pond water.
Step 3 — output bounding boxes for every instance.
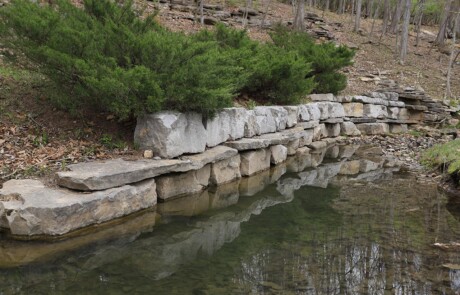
[0,145,459,295]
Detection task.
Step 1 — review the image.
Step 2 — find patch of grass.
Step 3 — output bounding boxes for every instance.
[408,130,424,137]
[421,140,460,174]
[99,134,127,150]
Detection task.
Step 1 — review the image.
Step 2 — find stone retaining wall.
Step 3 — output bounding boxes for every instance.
[0,90,451,237]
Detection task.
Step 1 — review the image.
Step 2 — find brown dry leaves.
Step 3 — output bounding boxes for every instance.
[0,119,136,185]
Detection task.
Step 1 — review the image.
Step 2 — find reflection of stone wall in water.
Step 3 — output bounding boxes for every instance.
[0,144,416,293]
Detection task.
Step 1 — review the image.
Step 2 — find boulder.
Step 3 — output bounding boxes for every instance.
[299,129,314,146]
[297,120,320,129]
[325,123,341,138]
[286,139,300,155]
[209,155,242,185]
[205,108,246,147]
[156,165,211,200]
[299,104,321,121]
[339,160,361,175]
[0,179,157,236]
[313,125,323,141]
[244,106,288,137]
[134,112,206,158]
[308,141,328,150]
[356,123,389,135]
[387,107,400,120]
[270,145,288,164]
[309,93,335,101]
[57,146,237,191]
[224,138,270,151]
[340,122,361,136]
[283,106,299,128]
[240,149,271,176]
[315,102,346,120]
[342,102,364,117]
[363,104,388,119]
[352,95,389,106]
[359,159,381,172]
[389,124,408,134]
[398,108,410,120]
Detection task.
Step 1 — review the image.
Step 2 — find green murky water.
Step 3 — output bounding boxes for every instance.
[0,146,459,295]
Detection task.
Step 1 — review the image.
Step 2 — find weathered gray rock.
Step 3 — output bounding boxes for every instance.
[57,146,237,191]
[156,165,211,200]
[205,108,246,147]
[388,101,405,107]
[389,124,408,134]
[338,144,360,158]
[324,123,341,138]
[297,120,320,129]
[356,123,390,135]
[240,149,271,176]
[363,104,388,119]
[398,108,410,120]
[270,145,288,164]
[387,107,400,120]
[308,141,328,150]
[0,179,157,236]
[342,102,364,117]
[286,139,300,155]
[224,138,270,151]
[210,155,241,185]
[340,122,361,136]
[313,125,323,141]
[315,102,346,120]
[283,106,299,128]
[339,160,361,175]
[322,118,344,124]
[299,129,314,146]
[359,159,381,172]
[299,104,321,121]
[309,93,335,101]
[352,95,389,106]
[134,112,206,158]
[335,96,353,103]
[244,107,288,137]
[325,145,340,158]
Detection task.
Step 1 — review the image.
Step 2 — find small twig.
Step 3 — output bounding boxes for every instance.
[27,114,46,129]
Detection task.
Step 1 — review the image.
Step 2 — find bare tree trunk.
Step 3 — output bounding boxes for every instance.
[294,0,305,30]
[350,0,355,24]
[446,11,459,99]
[399,0,411,64]
[261,0,272,28]
[435,0,453,46]
[199,0,204,25]
[390,0,403,34]
[369,0,381,39]
[415,0,427,47]
[354,0,362,32]
[381,0,390,35]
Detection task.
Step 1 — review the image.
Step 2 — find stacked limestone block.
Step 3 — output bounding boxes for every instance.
[1,90,425,237]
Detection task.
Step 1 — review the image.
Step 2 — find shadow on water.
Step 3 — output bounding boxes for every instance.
[0,144,460,294]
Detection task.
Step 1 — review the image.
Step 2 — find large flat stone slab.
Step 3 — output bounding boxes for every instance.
[356,123,390,135]
[240,149,271,176]
[134,112,206,158]
[0,179,157,236]
[57,146,237,191]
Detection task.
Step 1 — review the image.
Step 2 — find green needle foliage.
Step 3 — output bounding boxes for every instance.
[0,0,354,119]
